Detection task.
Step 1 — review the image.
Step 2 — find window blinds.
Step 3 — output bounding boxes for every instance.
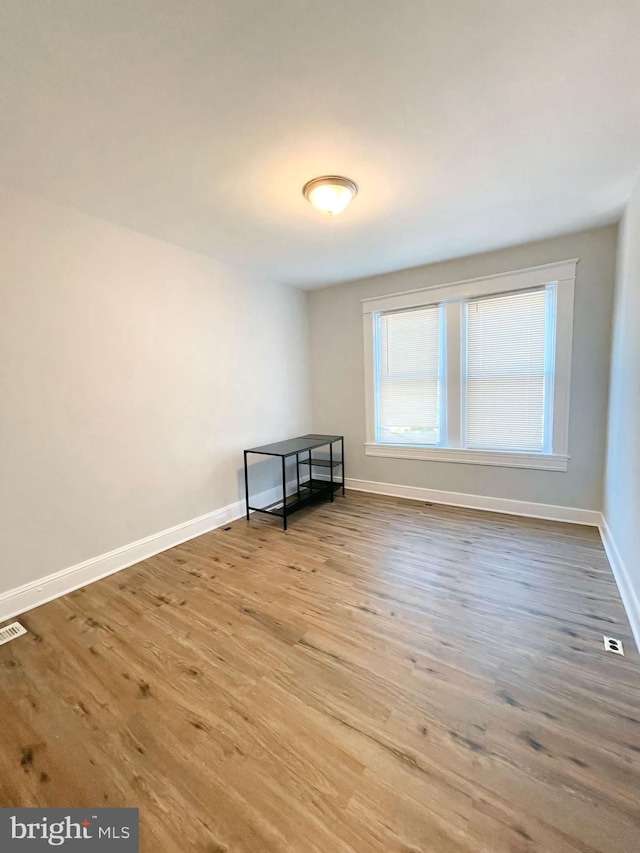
[465,288,549,452]
[377,306,440,445]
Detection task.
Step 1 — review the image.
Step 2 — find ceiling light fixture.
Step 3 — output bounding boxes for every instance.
[302,175,358,216]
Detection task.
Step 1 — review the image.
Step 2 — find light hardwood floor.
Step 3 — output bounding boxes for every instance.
[1,492,639,852]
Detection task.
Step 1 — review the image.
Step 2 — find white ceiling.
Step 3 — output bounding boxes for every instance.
[2,1,640,289]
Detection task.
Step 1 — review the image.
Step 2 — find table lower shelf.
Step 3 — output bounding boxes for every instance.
[249,478,342,518]
[299,457,342,468]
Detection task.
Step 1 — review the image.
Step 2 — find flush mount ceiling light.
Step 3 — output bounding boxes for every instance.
[302,175,358,216]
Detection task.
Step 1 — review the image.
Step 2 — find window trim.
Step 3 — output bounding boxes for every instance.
[362,259,577,471]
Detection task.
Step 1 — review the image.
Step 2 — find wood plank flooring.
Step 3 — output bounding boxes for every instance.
[0,492,639,852]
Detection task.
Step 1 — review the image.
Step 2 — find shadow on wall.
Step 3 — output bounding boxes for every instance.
[235,454,300,504]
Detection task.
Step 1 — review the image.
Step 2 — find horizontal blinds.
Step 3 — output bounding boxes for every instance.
[377,306,440,445]
[465,288,548,452]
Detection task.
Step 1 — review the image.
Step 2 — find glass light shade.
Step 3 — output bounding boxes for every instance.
[303,176,358,216]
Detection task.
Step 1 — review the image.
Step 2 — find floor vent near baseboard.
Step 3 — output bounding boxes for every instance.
[0,621,27,646]
[603,635,624,655]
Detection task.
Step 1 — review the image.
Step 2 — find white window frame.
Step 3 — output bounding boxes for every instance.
[362,259,577,471]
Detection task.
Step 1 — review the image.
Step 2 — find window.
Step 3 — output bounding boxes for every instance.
[363,260,576,471]
[464,289,549,452]
[377,307,441,445]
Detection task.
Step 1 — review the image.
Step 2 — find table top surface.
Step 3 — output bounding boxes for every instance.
[245,434,343,457]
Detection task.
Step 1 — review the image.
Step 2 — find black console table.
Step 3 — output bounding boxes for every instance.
[244,434,345,530]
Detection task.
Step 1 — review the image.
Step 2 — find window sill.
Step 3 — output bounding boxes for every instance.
[364,443,569,471]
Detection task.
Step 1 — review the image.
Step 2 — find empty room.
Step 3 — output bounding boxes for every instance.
[1,2,639,851]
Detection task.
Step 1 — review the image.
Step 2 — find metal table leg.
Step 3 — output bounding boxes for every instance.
[329,441,334,502]
[244,451,250,520]
[281,455,287,531]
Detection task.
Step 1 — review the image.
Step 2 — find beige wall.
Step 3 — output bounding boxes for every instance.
[308,226,617,511]
[604,176,640,607]
[0,187,310,595]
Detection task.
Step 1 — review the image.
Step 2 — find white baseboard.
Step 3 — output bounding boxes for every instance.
[599,517,640,654]
[343,477,602,526]
[5,476,635,661]
[0,485,286,624]
[341,476,639,652]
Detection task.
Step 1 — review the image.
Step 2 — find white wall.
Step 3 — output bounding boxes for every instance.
[0,187,311,596]
[603,174,640,640]
[308,226,617,512]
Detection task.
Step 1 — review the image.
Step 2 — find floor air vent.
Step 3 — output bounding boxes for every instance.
[0,622,27,646]
[603,635,624,655]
